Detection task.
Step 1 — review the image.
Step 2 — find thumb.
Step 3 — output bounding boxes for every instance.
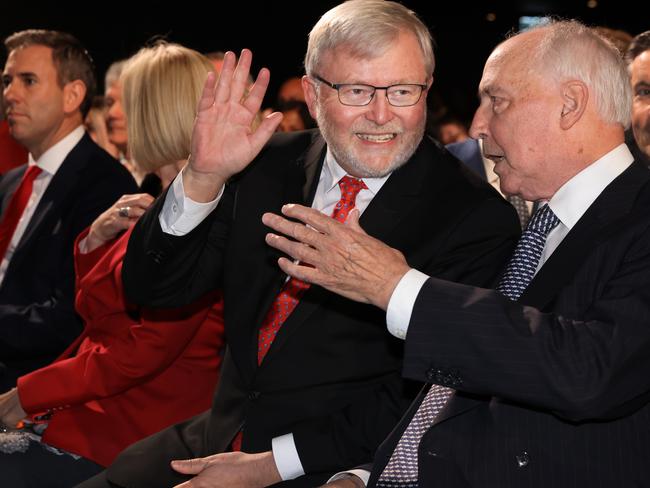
[345,208,366,233]
[171,457,208,474]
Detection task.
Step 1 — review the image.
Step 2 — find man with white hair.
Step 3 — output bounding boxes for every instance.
[264,20,650,487]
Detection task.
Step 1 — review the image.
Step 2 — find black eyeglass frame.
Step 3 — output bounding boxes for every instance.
[312,75,428,107]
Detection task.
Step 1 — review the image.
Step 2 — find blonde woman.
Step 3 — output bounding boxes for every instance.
[0,43,224,488]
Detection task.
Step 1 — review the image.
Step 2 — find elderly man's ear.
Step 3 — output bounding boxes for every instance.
[559,80,588,130]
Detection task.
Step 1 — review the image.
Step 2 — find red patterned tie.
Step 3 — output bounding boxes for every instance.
[0,165,42,261]
[257,175,367,365]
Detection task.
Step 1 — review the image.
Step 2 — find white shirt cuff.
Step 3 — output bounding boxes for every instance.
[159,170,224,236]
[271,433,305,481]
[328,469,370,486]
[386,268,430,339]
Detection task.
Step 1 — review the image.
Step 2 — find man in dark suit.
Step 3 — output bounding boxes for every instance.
[264,20,650,487]
[81,2,519,487]
[0,30,136,390]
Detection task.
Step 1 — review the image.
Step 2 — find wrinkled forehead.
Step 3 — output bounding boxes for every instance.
[479,34,537,93]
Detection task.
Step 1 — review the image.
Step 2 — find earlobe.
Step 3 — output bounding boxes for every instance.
[559,80,588,130]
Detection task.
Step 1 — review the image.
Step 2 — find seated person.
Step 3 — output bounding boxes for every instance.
[0,42,224,488]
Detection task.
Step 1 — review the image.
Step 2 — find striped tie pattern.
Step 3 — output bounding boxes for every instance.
[497,204,560,301]
[376,384,454,487]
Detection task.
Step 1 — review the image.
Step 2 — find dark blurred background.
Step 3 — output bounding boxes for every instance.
[2,0,646,124]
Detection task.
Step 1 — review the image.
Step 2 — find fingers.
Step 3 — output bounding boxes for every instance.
[280,204,342,234]
[262,212,326,249]
[242,67,270,114]
[196,71,218,113]
[171,458,207,475]
[265,233,319,265]
[214,51,237,105]
[230,49,253,104]
[277,256,320,285]
[250,111,283,151]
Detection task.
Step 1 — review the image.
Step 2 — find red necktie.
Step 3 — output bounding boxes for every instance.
[0,165,42,261]
[257,175,367,365]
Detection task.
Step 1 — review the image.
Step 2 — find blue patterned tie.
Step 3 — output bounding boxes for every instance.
[377,204,560,488]
[497,203,560,301]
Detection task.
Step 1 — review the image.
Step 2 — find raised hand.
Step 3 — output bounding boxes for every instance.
[262,205,411,310]
[184,49,283,202]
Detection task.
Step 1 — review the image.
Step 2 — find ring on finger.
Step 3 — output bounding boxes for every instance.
[118,206,131,218]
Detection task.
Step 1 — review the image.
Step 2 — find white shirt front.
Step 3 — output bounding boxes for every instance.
[0,125,85,286]
[159,147,390,480]
[386,143,635,339]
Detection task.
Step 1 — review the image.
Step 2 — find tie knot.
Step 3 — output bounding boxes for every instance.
[23,165,42,182]
[526,203,560,236]
[338,175,367,205]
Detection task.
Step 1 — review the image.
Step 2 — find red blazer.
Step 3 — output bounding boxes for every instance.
[17,226,224,466]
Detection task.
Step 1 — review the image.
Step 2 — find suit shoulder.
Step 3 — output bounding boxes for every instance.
[74,136,137,187]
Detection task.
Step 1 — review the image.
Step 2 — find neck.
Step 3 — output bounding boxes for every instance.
[29,115,82,161]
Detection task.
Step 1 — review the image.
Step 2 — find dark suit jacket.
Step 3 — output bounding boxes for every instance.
[0,133,137,389]
[446,139,486,180]
[368,160,650,487]
[115,130,520,487]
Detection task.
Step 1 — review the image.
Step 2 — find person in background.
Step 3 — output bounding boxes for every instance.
[626,30,650,165]
[0,42,225,488]
[0,29,136,391]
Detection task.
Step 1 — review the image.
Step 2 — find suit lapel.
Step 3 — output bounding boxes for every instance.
[435,161,650,426]
[260,138,440,367]
[250,134,326,371]
[9,137,89,270]
[520,162,649,309]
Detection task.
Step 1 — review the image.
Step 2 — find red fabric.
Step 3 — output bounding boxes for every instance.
[0,165,42,260]
[0,120,28,175]
[257,176,366,364]
[17,226,225,466]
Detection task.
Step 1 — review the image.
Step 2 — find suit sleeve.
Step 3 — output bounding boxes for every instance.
[0,166,137,360]
[291,198,521,473]
[402,220,650,422]
[17,230,223,412]
[122,182,235,308]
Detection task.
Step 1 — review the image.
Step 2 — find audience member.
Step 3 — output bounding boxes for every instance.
[0,42,224,488]
[84,96,118,158]
[264,19,650,488]
[277,75,305,103]
[82,1,520,487]
[626,30,650,165]
[0,30,136,390]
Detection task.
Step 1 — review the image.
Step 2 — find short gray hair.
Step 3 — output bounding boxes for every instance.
[304,0,434,78]
[526,20,631,128]
[104,59,127,90]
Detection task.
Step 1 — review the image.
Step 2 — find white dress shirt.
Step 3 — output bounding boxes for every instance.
[159,148,389,480]
[386,143,634,340]
[0,125,84,286]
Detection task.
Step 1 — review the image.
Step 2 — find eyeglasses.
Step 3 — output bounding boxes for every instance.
[313,75,427,107]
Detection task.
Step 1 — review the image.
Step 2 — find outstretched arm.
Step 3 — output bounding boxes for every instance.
[263,204,410,310]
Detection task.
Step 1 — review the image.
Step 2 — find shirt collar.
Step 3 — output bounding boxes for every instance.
[322,147,390,195]
[548,143,634,230]
[28,125,85,175]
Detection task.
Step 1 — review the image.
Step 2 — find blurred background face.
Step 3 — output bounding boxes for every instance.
[630,50,650,158]
[105,79,128,153]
